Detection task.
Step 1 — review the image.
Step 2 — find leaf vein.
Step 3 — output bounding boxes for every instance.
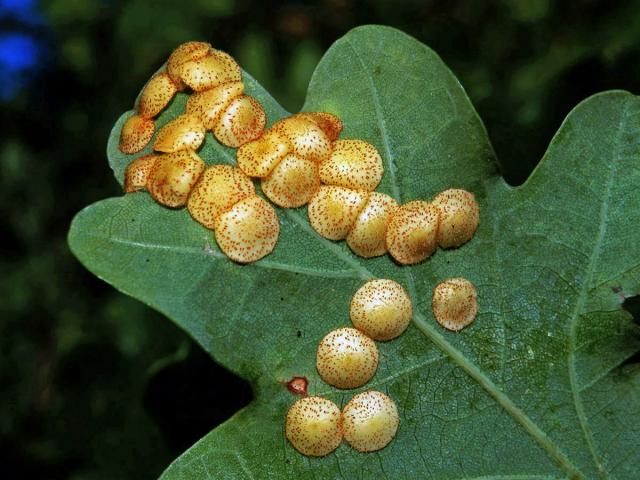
[345,37,402,204]
[82,231,361,279]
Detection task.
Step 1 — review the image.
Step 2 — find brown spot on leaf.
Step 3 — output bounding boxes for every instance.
[286,376,308,396]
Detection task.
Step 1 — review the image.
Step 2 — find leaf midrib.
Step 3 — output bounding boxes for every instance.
[77,228,363,279]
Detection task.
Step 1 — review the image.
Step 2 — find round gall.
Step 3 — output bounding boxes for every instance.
[214,195,280,263]
[124,154,158,193]
[432,188,479,248]
[316,327,378,389]
[350,279,412,341]
[346,192,399,258]
[147,150,205,208]
[285,396,342,457]
[432,277,478,331]
[342,390,399,452]
[119,114,155,154]
[385,200,440,265]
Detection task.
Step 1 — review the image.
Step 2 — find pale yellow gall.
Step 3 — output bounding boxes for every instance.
[187,165,255,230]
[147,150,205,208]
[342,391,399,452]
[179,50,242,92]
[119,114,155,154]
[385,200,440,265]
[350,279,412,341]
[298,112,343,141]
[124,154,158,193]
[273,115,332,163]
[137,72,178,119]
[153,113,205,153]
[432,277,478,331]
[261,154,320,208]
[319,139,383,191]
[307,186,370,241]
[213,95,266,147]
[285,396,342,457]
[346,192,399,258]
[166,41,211,90]
[316,327,378,389]
[214,195,280,263]
[236,129,290,178]
[432,188,480,248]
[185,81,244,130]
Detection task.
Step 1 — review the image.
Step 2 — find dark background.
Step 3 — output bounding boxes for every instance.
[2,0,640,478]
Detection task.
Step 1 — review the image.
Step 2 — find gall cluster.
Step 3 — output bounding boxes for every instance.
[237,110,480,264]
[286,391,399,456]
[120,41,265,154]
[287,276,479,457]
[120,41,277,263]
[285,279,406,456]
[115,41,483,459]
[120,41,480,265]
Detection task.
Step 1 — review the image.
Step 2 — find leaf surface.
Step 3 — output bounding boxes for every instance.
[68,25,640,479]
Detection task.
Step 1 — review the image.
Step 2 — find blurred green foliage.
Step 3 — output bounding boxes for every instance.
[1,0,639,478]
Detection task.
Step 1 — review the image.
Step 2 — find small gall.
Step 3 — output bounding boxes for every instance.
[166,41,211,90]
[146,150,205,208]
[179,49,242,92]
[319,139,384,191]
[153,113,206,153]
[185,81,245,130]
[432,277,478,331]
[285,396,342,457]
[261,154,320,208]
[213,95,266,147]
[346,192,399,258]
[119,114,155,154]
[236,129,290,178]
[308,186,370,241]
[137,72,178,119]
[124,154,158,193]
[187,165,255,230]
[432,188,480,248]
[385,200,440,265]
[342,390,399,452]
[316,327,378,389]
[298,112,343,141]
[350,279,412,341]
[273,115,332,164]
[214,195,280,263]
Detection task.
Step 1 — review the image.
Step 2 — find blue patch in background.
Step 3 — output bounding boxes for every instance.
[0,0,42,24]
[0,33,40,100]
[0,0,45,100]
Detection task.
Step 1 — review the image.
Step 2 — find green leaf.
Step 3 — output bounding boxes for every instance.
[68,25,640,479]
